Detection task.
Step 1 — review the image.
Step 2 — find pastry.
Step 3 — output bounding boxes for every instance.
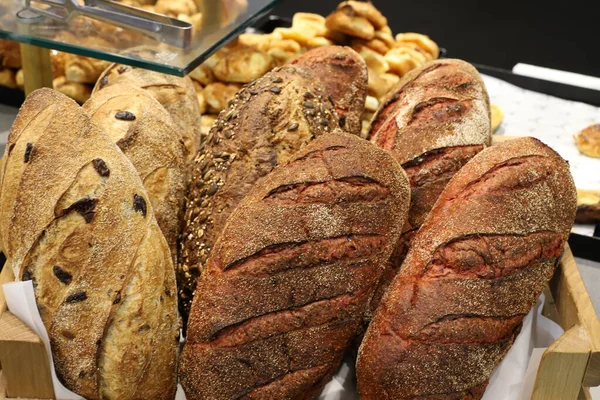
[574,123,600,158]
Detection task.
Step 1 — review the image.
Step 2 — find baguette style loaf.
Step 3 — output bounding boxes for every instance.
[93,64,202,162]
[178,46,367,322]
[180,132,410,400]
[83,84,187,264]
[291,46,368,135]
[356,137,577,400]
[0,89,179,400]
[367,59,491,312]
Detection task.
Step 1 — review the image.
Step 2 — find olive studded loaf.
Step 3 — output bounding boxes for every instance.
[179,132,411,400]
[94,64,202,163]
[178,45,368,322]
[367,58,491,313]
[356,137,577,400]
[0,89,179,400]
[83,84,187,264]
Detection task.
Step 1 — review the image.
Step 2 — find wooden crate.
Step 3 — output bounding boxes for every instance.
[0,246,598,399]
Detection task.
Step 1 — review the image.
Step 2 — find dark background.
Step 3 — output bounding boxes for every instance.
[272,0,600,77]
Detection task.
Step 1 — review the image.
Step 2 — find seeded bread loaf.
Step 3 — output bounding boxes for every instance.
[291,46,368,135]
[356,137,577,400]
[367,59,491,313]
[178,46,367,322]
[93,64,202,162]
[83,84,187,264]
[179,132,411,400]
[0,89,179,400]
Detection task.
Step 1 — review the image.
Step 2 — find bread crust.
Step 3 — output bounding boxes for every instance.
[0,89,179,400]
[83,84,187,265]
[93,65,202,163]
[179,46,367,323]
[180,132,410,400]
[356,137,577,400]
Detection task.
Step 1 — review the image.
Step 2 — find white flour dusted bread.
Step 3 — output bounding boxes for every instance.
[0,89,179,400]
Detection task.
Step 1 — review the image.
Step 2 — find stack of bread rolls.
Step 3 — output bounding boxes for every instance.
[0,21,578,400]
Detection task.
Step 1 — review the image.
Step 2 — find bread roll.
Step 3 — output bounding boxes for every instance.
[83,84,187,265]
[0,89,178,400]
[53,76,92,104]
[180,132,411,400]
[94,65,202,163]
[0,38,21,69]
[367,59,491,312]
[357,137,577,399]
[291,46,368,135]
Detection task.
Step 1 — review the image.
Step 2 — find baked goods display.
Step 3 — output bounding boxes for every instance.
[179,132,411,399]
[178,45,367,322]
[367,58,492,314]
[83,84,188,264]
[574,123,600,158]
[576,189,600,223]
[356,137,577,399]
[0,89,179,399]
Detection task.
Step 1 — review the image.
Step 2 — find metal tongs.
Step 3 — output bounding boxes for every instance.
[25,0,192,48]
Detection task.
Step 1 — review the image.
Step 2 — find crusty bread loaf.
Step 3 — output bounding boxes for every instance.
[356,137,577,400]
[179,46,367,322]
[367,59,491,312]
[93,64,202,162]
[0,89,179,400]
[83,84,187,265]
[290,46,368,134]
[179,132,411,400]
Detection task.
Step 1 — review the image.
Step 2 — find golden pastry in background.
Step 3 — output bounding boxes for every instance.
[576,189,600,223]
[491,104,504,132]
[574,123,600,158]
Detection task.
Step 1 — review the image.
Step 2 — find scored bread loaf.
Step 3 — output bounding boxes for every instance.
[178,45,367,322]
[179,132,411,400]
[356,137,577,400]
[0,89,179,400]
[93,64,202,162]
[290,46,368,135]
[83,84,187,265]
[367,59,491,313]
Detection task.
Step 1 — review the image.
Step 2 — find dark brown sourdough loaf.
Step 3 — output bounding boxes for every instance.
[367,58,491,311]
[0,89,179,399]
[179,133,411,400]
[178,46,368,321]
[356,137,577,400]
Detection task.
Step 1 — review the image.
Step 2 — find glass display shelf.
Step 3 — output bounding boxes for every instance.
[0,0,281,76]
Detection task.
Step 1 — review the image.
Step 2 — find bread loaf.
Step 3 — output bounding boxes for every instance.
[0,89,179,400]
[94,65,202,162]
[291,46,368,134]
[179,46,367,322]
[83,84,187,264]
[179,132,411,400]
[356,137,577,400]
[367,59,491,311]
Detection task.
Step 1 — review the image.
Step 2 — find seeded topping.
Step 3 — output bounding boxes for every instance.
[304,92,315,99]
[270,87,281,94]
[133,194,147,217]
[303,102,315,109]
[339,116,346,128]
[138,324,151,333]
[115,111,136,121]
[53,266,73,285]
[113,291,121,304]
[320,118,330,127]
[117,65,128,74]
[66,290,87,303]
[24,143,33,163]
[288,123,299,132]
[249,90,258,95]
[62,330,75,339]
[92,158,110,177]
[272,77,283,83]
